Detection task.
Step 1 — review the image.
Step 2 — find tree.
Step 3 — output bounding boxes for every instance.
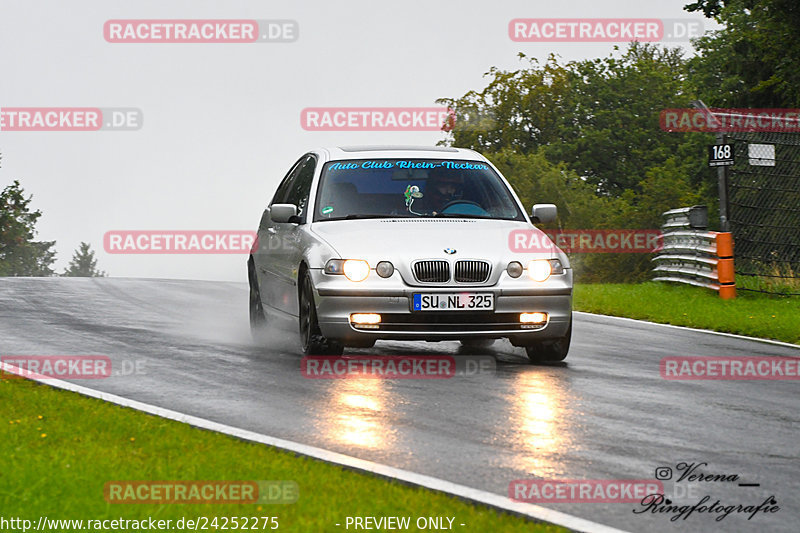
[438,43,713,196]
[437,54,574,154]
[0,180,57,276]
[546,44,700,194]
[686,0,800,107]
[436,43,720,281]
[483,148,705,282]
[63,242,106,277]
[485,148,624,229]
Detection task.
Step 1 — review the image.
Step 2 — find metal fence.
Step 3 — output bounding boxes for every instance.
[725,132,800,295]
[653,205,736,298]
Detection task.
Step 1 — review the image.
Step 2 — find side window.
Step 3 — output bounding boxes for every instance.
[284,156,316,220]
[270,157,304,206]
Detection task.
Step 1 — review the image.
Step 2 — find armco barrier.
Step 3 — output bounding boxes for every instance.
[652,205,736,299]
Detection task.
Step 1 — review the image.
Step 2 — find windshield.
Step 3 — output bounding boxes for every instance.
[313,158,525,222]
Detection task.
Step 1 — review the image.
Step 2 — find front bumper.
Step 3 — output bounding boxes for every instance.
[310,268,572,344]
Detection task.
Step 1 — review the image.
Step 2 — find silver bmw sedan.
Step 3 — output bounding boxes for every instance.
[248,146,572,362]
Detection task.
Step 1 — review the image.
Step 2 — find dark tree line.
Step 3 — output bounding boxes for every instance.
[1,173,105,277]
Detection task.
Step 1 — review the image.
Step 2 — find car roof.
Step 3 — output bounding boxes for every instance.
[317,145,487,162]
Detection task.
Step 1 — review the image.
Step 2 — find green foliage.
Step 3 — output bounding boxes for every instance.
[437,43,723,281]
[575,282,800,344]
[0,180,56,276]
[547,44,693,194]
[63,242,106,277]
[686,0,800,108]
[437,54,573,153]
[0,378,565,533]
[487,148,624,229]
[487,148,707,282]
[439,43,710,195]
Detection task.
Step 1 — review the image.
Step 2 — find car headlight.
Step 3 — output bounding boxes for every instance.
[343,259,370,282]
[527,260,551,281]
[526,259,564,281]
[506,261,523,278]
[376,261,394,278]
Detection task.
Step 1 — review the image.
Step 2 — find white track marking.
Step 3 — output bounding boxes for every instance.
[1,361,629,533]
[575,311,800,350]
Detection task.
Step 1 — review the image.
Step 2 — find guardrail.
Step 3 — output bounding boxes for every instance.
[652,205,736,299]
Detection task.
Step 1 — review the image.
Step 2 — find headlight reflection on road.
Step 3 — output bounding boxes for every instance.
[510,371,575,477]
[320,379,396,450]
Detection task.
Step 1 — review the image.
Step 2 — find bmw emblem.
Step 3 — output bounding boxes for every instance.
[444,248,456,255]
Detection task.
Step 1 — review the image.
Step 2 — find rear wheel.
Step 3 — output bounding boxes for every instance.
[248,259,267,340]
[524,316,571,363]
[299,273,343,356]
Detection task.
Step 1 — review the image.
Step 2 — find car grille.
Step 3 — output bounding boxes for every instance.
[413,260,450,283]
[454,260,491,283]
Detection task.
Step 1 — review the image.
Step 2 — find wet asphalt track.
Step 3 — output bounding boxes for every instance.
[1,277,798,533]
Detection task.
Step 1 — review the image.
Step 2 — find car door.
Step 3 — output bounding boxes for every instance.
[272,155,317,316]
[255,157,304,315]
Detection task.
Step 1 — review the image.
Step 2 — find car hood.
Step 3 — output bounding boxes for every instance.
[310,218,557,262]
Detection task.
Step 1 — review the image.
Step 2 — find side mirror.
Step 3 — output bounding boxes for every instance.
[258,208,271,229]
[270,204,298,223]
[531,204,557,224]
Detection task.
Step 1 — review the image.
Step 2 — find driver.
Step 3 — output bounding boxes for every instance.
[425,168,464,213]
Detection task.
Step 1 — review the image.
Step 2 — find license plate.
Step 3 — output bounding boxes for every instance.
[412,293,494,311]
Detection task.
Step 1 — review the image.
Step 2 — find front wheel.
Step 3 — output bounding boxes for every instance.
[524,316,571,363]
[299,273,343,356]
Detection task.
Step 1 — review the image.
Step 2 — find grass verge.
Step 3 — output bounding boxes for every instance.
[573,282,800,345]
[0,375,564,532]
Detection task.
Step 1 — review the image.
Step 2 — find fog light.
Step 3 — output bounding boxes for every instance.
[527,260,552,282]
[350,313,381,329]
[376,261,394,278]
[506,261,523,278]
[343,259,370,282]
[520,312,547,324]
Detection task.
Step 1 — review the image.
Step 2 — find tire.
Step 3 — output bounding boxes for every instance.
[299,272,343,356]
[248,258,268,340]
[524,316,571,363]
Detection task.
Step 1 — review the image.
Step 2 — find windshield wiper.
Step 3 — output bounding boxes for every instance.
[432,213,493,219]
[340,214,387,220]
[318,214,385,221]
